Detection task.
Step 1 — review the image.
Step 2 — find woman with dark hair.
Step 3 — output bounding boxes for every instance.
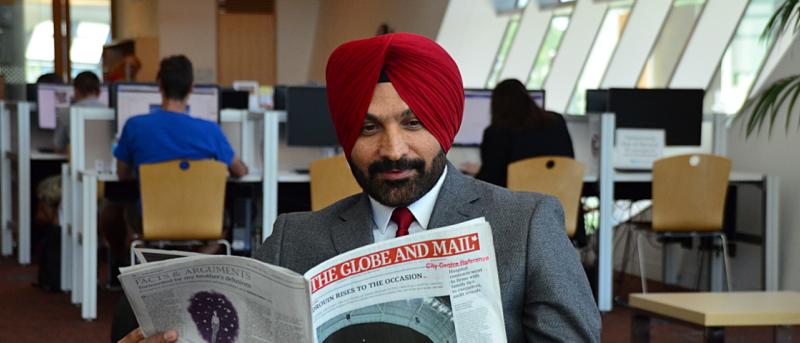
[474,78,574,187]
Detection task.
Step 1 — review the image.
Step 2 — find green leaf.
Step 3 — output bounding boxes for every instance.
[762,0,800,41]
[784,79,800,133]
[744,79,781,136]
[769,77,800,133]
[739,75,800,138]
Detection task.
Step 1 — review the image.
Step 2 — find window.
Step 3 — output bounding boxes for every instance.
[638,0,707,88]
[24,1,54,82]
[526,6,573,89]
[566,1,633,115]
[706,0,781,115]
[70,0,110,79]
[486,13,523,89]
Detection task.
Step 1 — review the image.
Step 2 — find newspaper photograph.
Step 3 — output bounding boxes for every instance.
[305,217,507,343]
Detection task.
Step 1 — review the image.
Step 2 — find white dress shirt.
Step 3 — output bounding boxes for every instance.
[369,166,448,242]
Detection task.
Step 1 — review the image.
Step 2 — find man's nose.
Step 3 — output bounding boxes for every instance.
[378,126,409,161]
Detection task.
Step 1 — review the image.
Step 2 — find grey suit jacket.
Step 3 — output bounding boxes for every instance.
[255,162,601,342]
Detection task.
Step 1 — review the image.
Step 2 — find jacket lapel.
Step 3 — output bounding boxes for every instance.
[428,162,484,229]
[331,194,375,255]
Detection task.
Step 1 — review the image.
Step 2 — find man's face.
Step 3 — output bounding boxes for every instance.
[349,83,446,207]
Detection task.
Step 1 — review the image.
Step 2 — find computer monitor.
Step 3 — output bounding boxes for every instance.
[113,83,220,136]
[273,85,287,110]
[221,88,249,110]
[37,83,111,130]
[285,86,339,147]
[529,90,545,109]
[585,89,609,113]
[453,89,546,146]
[607,88,704,146]
[37,84,73,129]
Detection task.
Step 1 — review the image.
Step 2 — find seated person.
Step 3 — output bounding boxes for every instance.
[105,55,247,277]
[468,78,575,187]
[53,71,105,153]
[114,55,247,179]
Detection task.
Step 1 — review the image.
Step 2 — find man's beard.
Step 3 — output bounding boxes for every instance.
[351,151,447,208]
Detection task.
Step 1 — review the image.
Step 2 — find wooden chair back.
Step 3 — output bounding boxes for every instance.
[139,160,227,240]
[652,154,731,232]
[508,156,585,237]
[310,155,362,211]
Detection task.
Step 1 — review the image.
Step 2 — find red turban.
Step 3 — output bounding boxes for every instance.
[326,33,464,157]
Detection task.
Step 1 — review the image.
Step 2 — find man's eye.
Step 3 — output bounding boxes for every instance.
[405,119,422,128]
[361,123,379,135]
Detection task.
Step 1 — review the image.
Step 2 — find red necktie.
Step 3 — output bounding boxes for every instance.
[391,207,415,237]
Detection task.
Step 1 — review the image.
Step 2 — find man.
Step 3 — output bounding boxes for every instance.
[118,34,599,343]
[114,55,247,178]
[53,71,105,152]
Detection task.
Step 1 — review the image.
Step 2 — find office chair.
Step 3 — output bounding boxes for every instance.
[507,156,585,238]
[636,154,733,293]
[309,155,361,211]
[130,159,231,264]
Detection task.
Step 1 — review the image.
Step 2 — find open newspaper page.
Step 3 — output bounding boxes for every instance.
[305,217,507,343]
[118,255,314,342]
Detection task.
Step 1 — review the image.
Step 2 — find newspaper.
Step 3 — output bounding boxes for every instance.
[118,217,506,343]
[133,248,203,263]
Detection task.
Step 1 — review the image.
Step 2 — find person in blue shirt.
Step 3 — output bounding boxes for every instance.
[114,55,248,179]
[102,56,248,288]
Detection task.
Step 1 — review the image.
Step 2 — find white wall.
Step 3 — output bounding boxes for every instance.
[276,0,321,85]
[157,0,218,83]
[601,0,671,88]
[307,0,449,83]
[542,0,607,113]
[727,34,800,291]
[498,3,552,82]
[437,0,510,88]
[670,0,749,89]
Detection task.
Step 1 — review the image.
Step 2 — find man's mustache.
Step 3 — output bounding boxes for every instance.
[368,158,425,177]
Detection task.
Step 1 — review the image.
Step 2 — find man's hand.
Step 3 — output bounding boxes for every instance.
[229,158,248,178]
[117,160,135,181]
[117,328,178,343]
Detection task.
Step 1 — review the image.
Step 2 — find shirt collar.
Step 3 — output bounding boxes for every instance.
[369,165,448,234]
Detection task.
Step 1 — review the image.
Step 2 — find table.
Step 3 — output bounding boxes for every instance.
[630,292,800,342]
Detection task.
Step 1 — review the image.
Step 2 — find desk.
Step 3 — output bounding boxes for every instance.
[630,292,800,342]
[32,151,68,161]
